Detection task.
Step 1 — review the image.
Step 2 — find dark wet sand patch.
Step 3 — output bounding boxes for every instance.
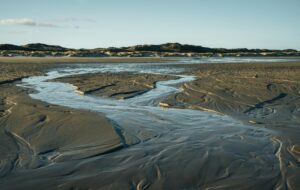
[54,72,177,99]
[0,84,123,178]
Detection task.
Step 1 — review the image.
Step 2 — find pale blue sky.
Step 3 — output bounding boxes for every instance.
[0,0,299,49]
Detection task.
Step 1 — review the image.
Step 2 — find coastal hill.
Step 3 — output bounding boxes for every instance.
[0,43,70,52]
[0,43,299,57]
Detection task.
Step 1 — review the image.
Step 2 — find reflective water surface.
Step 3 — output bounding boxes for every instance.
[14,58,289,189]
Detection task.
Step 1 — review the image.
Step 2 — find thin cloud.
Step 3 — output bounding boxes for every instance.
[0,18,61,28]
[58,17,96,23]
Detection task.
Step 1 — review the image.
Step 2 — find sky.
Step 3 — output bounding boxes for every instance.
[0,0,299,50]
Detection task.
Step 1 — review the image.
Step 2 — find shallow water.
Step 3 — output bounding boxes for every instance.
[14,58,289,189]
[178,57,297,64]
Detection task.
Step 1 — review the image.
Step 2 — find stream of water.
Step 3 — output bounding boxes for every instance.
[16,58,288,189]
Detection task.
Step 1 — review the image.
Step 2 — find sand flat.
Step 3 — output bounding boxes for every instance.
[1,57,300,190]
[54,72,177,99]
[163,61,300,127]
[0,85,123,171]
[0,56,173,64]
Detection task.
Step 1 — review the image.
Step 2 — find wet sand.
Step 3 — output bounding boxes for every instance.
[162,62,300,189]
[162,61,300,127]
[0,56,173,64]
[1,57,300,189]
[0,61,56,84]
[50,60,300,189]
[0,57,173,183]
[54,73,177,99]
[0,84,124,176]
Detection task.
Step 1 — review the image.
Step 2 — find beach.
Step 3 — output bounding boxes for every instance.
[0,57,300,189]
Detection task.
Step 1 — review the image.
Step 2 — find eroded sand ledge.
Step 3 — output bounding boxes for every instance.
[54,72,177,99]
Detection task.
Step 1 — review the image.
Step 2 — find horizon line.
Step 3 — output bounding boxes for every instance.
[1,42,299,51]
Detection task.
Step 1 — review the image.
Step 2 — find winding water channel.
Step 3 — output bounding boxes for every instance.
[15,58,289,189]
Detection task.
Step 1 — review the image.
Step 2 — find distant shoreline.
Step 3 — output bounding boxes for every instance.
[0,56,174,64]
[1,43,299,58]
[1,56,300,65]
